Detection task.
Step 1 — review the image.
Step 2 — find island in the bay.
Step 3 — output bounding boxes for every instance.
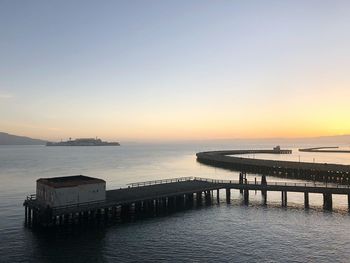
[46,137,120,146]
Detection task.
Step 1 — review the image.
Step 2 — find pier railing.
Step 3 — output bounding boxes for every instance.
[127,176,193,188]
[26,194,36,201]
[126,176,350,189]
[193,177,350,189]
[25,177,350,215]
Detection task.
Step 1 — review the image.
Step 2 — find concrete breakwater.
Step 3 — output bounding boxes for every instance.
[196,149,350,184]
[299,147,350,153]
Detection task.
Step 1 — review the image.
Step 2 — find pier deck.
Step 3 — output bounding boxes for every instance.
[24,176,350,227]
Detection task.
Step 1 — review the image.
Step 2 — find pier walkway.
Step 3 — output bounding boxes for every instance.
[24,176,350,227]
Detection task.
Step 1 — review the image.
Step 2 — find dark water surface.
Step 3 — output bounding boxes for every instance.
[1,143,350,262]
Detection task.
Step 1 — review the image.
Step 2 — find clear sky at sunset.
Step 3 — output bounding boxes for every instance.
[1,1,350,141]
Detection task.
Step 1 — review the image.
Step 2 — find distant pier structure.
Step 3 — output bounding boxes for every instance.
[196,148,350,184]
[24,174,350,228]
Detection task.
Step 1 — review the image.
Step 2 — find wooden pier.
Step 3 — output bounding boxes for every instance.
[24,176,350,228]
[196,150,350,184]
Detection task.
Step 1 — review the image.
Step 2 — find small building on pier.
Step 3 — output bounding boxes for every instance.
[36,175,106,207]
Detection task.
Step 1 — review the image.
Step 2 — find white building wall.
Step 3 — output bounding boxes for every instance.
[77,183,105,203]
[37,182,56,207]
[36,181,106,207]
[53,187,79,207]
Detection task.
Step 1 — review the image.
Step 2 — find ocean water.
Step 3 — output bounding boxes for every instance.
[1,143,350,262]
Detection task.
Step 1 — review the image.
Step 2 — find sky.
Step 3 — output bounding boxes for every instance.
[1,0,350,141]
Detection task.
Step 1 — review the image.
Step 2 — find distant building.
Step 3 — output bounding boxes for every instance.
[46,137,120,146]
[36,175,106,207]
[273,145,281,151]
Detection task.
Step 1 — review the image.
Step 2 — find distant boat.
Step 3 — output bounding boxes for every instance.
[46,138,120,146]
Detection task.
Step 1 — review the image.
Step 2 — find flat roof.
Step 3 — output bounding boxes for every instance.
[37,175,105,188]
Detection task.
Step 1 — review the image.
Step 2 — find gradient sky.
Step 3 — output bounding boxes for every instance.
[1,1,350,141]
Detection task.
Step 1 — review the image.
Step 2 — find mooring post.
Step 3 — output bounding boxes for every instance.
[186,194,194,208]
[28,208,32,226]
[104,208,109,221]
[226,188,231,203]
[239,173,243,194]
[323,193,333,210]
[284,191,287,206]
[244,189,249,205]
[63,214,69,225]
[254,177,257,194]
[112,206,117,217]
[177,195,185,207]
[281,191,287,207]
[261,174,267,202]
[205,191,211,205]
[32,209,37,226]
[162,197,167,209]
[304,192,309,209]
[196,192,202,206]
[262,191,267,205]
[25,205,28,224]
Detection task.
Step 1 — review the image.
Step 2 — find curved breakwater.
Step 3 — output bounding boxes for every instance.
[196,149,350,184]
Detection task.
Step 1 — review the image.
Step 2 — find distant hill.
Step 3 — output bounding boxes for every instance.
[0,132,47,145]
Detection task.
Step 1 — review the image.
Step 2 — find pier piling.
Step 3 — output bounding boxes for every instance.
[281,191,287,207]
[226,188,231,203]
[323,193,333,210]
[304,192,309,209]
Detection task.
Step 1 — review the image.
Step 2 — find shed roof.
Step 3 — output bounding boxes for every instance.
[37,175,105,188]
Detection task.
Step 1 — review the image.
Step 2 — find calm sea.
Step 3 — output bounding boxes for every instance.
[1,142,350,262]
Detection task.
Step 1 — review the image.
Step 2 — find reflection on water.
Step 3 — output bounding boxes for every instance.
[1,144,350,262]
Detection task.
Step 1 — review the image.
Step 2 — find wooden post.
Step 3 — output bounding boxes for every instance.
[262,191,267,205]
[226,188,231,203]
[348,194,350,212]
[104,208,109,221]
[196,192,202,206]
[25,206,28,224]
[205,191,211,205]
[32,209,37,226]
[216,189,220,203]
[112,206,117,217]
[239,173,243,194]
[304,192,309,209]
[284,191,287,206]
[28,208,32,226]
[244,189,249,205]
[162,197,167,209]
[323,193,333,210]
[281,191,287,207]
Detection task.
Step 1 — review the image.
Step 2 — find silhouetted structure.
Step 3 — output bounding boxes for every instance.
[299,147,350,153]
[46,138,120,146]
[196,149,350,184]
[24,175,350,228]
